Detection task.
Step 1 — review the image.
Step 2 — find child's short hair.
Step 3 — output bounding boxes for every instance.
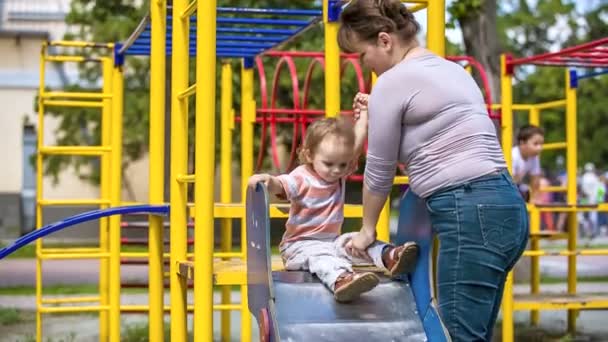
[517,125,544,144]
[298,117,355,164]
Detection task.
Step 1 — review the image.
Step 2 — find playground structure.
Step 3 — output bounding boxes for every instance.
[499,37,608,341]
[0,0,606,340]
[17,1,446,341]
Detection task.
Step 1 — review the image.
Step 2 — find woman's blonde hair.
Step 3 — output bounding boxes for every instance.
[298,117,356,164]
[338,0,420,53]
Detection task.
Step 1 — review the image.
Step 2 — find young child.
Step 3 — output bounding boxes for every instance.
[512,125,545,201]
[248,97,418,303]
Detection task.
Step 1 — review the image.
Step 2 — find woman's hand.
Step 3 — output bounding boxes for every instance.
[344,228,376,260]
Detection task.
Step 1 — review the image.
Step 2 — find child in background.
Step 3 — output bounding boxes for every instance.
[512,125,545,201]
[248,95,418,303]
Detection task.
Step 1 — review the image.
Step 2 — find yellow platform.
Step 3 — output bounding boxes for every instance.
[178,256,386,285]
[514,293,608,310]
[529,231,569,240]
[178,256,285,285]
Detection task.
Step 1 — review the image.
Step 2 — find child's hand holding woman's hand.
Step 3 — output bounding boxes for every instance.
[353,92,369,121]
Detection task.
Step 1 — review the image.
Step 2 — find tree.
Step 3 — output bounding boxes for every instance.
[448,0,501,101]
[43,0,150,186]
[449,0,608,170]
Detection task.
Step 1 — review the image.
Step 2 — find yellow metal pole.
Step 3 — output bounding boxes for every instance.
[528,106,540,326]
[324,0,340,118]
[240,58,255,342]
[148,1,166,341]
[220,61,234,342]
[194,0,216,340]
[500,54,515,342]
[36,43,47,342]
[170,0,189,339]
[529,206,540,326]
[427,0,446,57]
[565,69,578,333]
[500,55,513,166]
[99,56,113,342]
[529,107,540,126]
[109,61,123,342]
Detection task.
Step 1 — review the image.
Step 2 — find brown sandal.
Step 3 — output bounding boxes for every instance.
[383,242,419,278]
[333,272,380,302]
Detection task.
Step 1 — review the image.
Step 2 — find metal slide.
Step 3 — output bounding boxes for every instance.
[246,184,450,342]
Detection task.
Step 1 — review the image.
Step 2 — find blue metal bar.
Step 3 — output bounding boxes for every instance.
[128,45,264,54]
[131,38,274,49]
[161,26,298,35]
[216,7,322,16]
[216,17,310,26]
[138,31,287,43]
[217,27,298,35]
[219,42,274,49]
[0,205,170,260]
[577,69,608,80]
[167,16,311,26]
[219,47,265,53]
[216,35,287,42]
[123,47,258,59]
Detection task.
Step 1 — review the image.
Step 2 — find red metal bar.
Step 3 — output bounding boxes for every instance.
[566,52,608,58]
[534,61,608,68]
[340,57,367,93]
[303,57,325,110]
[258,108,325,115]
[302,57,326,138]
[508,37,608,68]
[254,56,269,172]
[270,55,300,171]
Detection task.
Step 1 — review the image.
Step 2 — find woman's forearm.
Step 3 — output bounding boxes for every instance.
[361,184,389,235]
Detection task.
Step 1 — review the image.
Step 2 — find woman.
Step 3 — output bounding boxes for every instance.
[338,0,529,341]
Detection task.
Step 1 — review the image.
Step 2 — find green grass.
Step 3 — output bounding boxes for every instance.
[12,334,77,342]
[121,322,193,342]
[0,284,147,296]
[0,307,23,326]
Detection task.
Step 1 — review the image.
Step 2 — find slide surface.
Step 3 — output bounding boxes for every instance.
[247,184,449,341]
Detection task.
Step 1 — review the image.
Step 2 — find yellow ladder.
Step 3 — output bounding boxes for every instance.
[36,40,122,342]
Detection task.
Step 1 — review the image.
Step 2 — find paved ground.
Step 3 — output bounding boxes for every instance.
[2,225,608,340]
[2,284,608,341]
[0,259,147,287]
[3,245,608,288]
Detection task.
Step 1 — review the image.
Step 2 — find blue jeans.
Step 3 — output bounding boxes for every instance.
[425,169,529,341]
